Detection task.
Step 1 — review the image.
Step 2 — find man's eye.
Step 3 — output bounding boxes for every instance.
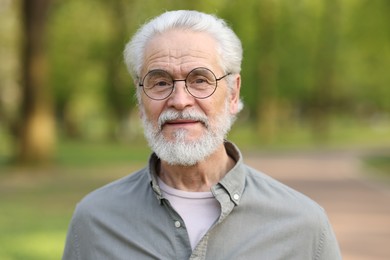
[194,78,207,84]
[154,81,170,87]
[190,76,210,85]
[155,81,166,87]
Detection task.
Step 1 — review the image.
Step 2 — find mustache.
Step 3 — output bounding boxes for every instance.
[158,109,209,129]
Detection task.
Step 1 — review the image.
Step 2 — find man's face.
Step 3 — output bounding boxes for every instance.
[138,29,240,165]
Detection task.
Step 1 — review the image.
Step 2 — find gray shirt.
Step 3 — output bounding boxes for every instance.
[63,142,341,259]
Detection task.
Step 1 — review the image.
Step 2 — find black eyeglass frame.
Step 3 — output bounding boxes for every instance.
[138,67,231,101]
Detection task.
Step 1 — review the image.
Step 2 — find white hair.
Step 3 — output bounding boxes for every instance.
[124,10,244,113]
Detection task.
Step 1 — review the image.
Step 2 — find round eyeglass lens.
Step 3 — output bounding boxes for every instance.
[186,68,217,99]
[142,70,174,100]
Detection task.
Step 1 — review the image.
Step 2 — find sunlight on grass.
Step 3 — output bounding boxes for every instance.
[0,231,66,260]
[364,155,390,182]
[229,118,390,151]
[0,147,146,260]
[56,138,150,167]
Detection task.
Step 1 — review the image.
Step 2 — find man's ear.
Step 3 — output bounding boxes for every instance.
[229,74,241,114]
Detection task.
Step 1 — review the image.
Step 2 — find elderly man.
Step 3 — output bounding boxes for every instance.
[63,10,341,259]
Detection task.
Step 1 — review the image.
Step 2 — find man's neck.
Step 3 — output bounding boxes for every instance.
[158,143,235,192]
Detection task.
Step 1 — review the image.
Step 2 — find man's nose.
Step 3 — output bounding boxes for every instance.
[166,81,195,110]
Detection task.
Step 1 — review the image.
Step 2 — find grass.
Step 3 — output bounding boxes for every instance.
[229,117,390,151]
[56,138,151,167]
[364,155,390,182]
[0,173,75,259]
[0,141,149,260]
[0,120,390,259]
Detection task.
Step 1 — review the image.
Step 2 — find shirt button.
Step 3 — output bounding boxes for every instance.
[174,221,181,228]
[233,193,240,200]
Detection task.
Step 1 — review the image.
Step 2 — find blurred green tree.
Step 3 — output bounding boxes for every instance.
[255,0,281,142]
[1,0,388,163]
[103,0,137,140]
[309,0,341,140]
[18,0,56,164]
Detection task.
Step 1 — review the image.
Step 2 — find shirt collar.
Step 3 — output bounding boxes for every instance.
[216,141,245,206]
[148,141,246,205]
[148,154,164,202]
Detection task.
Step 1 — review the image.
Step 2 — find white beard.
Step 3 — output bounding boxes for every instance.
[141,101,233,166]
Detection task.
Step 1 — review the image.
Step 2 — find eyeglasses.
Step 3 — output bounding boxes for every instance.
[138,67,231,100]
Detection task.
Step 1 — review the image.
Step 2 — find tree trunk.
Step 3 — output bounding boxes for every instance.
[310,0,340,141]
[104,0,133,140]
[256,0,280,143]
[19,0,56,164]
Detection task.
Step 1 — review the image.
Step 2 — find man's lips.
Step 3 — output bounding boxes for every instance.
[163,119,202,128]
[165,119,199,125]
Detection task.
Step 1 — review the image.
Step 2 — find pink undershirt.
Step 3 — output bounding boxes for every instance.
[158,178,221,250]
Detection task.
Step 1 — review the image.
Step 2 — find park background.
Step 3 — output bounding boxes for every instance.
[0,0,389,259]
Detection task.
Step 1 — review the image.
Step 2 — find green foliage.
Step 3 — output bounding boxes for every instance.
[1,0,390,161]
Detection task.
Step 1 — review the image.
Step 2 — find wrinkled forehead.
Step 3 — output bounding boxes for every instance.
[141,30,222,77]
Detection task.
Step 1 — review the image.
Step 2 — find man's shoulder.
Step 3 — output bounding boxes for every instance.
[243,164,326,217]
[75,167,150,213]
